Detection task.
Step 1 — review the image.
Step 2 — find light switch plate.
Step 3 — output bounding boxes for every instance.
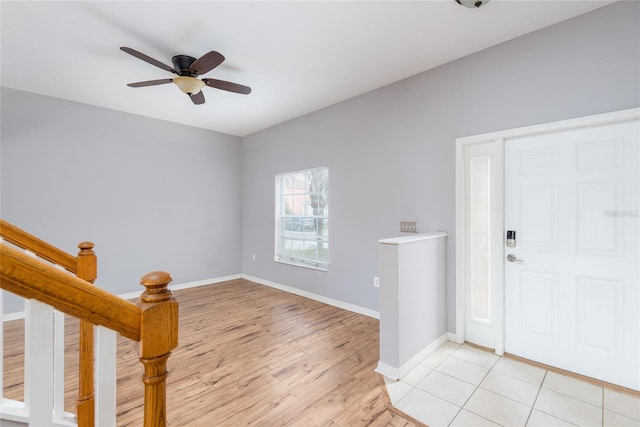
[400,221,417,233]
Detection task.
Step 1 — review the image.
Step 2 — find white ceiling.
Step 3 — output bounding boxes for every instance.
[1,1,614,137]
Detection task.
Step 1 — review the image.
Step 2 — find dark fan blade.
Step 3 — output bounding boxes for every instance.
[190,51,225,76]
[202,78,251,95]
[127,79,174,88]
[120,47,176,74]
[189,91,205,105]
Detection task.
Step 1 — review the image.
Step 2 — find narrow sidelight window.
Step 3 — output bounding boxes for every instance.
[469,156,491,322]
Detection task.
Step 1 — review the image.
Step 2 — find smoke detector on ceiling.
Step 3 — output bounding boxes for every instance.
[456,0,490,8]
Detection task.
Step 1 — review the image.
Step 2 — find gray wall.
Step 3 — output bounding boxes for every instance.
[379,234,447,372]
[2,2,638,328]
[241,1,640,331]
[1,88,242,313]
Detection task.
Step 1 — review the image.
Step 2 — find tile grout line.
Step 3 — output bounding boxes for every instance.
[464,344,625,420]
[601,387,604,427]
[432,346,466,425]
[446,346,502,426]
[443,347,467,426]
[394,350,450,410]
[400,342,640,426]
[438,345,472,426]
[441,344,529,426]
[427,344,472,426]
[534,382,596,426]
[524,370,547,426]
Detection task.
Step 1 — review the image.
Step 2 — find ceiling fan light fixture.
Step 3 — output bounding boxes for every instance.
[173,76,205,94]
[456,0,489,8]
[121,47,251,104]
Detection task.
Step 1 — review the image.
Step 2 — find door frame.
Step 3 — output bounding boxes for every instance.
[455,107,640,355]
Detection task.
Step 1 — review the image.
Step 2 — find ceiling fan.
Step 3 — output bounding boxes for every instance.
[120,47,251,105]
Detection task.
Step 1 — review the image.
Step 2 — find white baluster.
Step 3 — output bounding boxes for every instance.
[53,310,66,422]
[95,326,117,427]
[0,297,28,424]
[25,299,54,425]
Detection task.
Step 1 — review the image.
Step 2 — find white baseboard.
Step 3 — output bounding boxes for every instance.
[375,361,399,379]
[3,273,379,321]
[242,274,380,319]
[375,333,449,380]
[2,274,244,321]
[170,274,243,291]
[448,332,461,343]
[397,333,449,378]
[118,274,243,300]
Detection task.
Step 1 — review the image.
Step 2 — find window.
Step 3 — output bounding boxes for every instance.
[468,155,491,323]
[275,166,329,270]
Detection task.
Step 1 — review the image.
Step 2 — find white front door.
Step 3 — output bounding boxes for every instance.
[504,120,639,389]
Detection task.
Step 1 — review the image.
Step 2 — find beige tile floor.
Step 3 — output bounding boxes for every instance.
[384,341,640,427]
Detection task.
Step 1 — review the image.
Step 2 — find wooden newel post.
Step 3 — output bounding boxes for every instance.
[76,242,97,427]
[136,271,179,427]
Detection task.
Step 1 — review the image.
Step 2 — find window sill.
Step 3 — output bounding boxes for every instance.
[275,259,329,272]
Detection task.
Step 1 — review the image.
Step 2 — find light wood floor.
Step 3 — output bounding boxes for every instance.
[3,279,420,426]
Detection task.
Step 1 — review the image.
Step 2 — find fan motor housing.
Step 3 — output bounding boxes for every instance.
[456,0,489,7]
[172,55,198,76]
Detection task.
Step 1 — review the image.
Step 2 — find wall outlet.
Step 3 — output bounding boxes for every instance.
[252,254,256,261]
[400,221,418,233]
[373,276,380,288]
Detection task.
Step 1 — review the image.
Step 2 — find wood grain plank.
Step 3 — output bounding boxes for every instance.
[3,279,418,426]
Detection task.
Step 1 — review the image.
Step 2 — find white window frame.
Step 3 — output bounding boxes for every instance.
[275,166,329,271]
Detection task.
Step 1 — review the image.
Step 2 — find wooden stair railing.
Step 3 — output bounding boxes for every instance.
[0,219,178,427]
[76,241,98,426]
[1,219,100,425]
[0,219,77,272]
[2,219,103,426]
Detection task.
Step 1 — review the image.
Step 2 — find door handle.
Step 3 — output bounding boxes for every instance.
[506,254,524,263]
